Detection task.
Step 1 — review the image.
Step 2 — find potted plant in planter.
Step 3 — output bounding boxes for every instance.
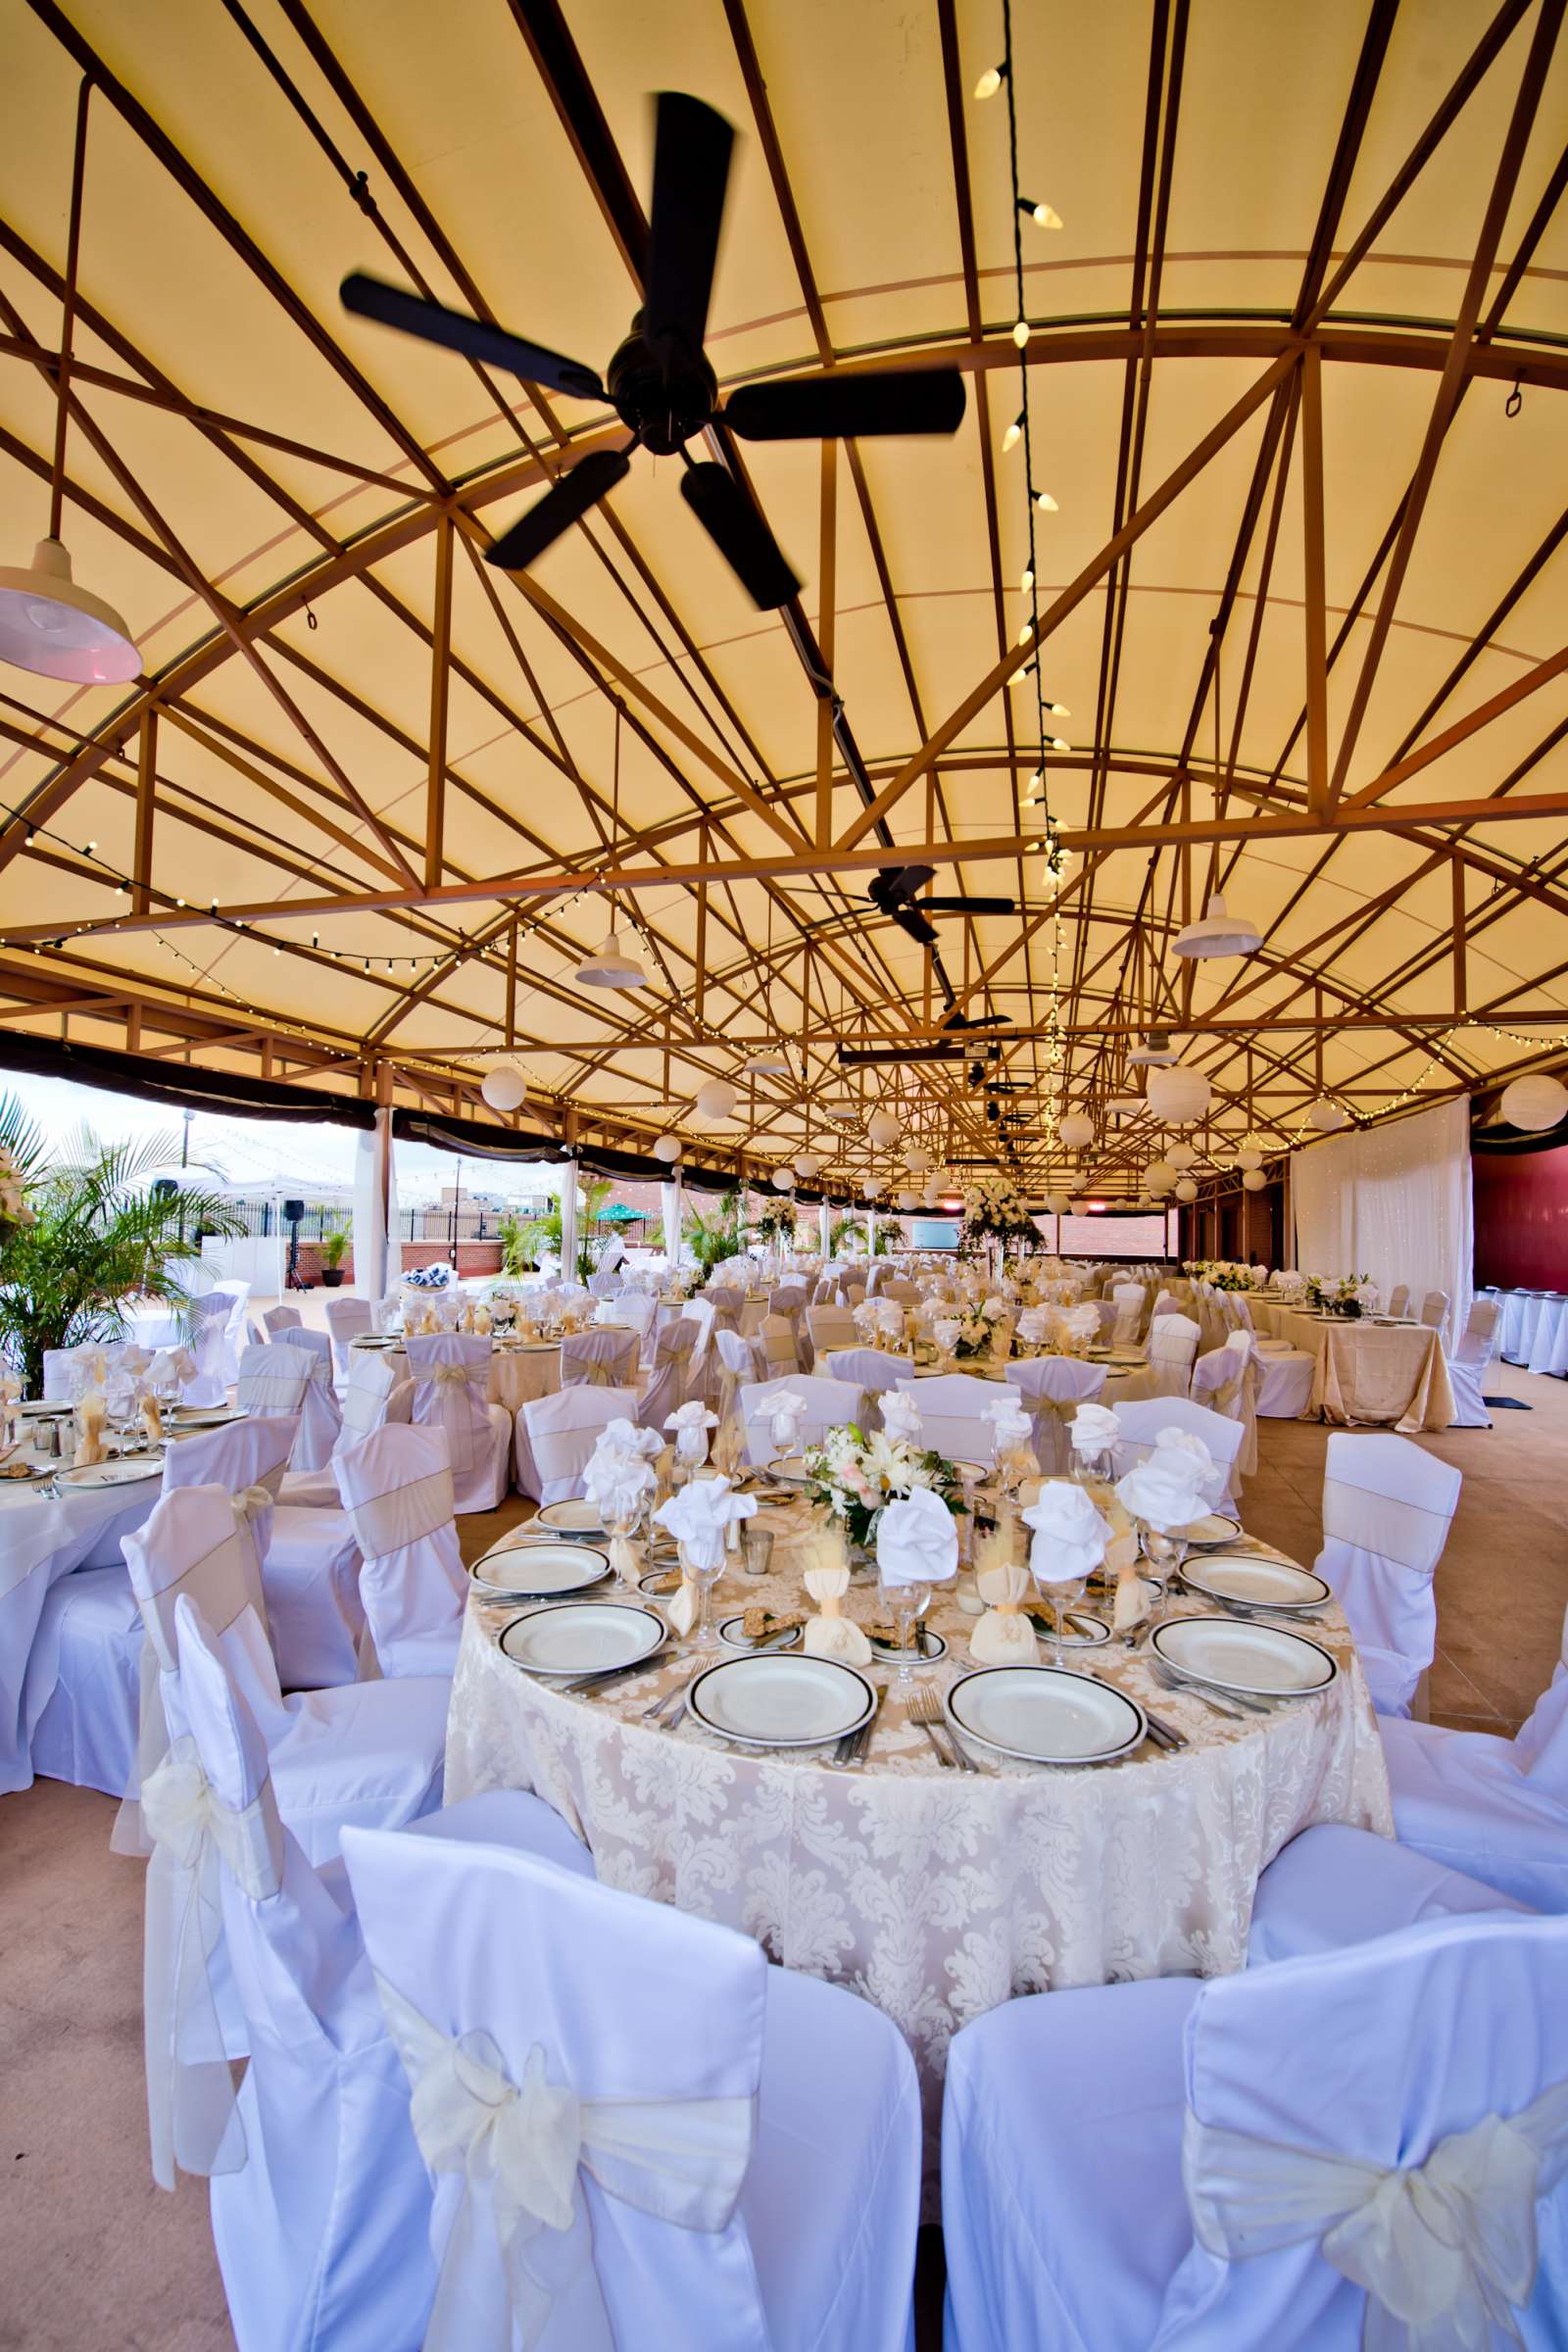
[318,1224,351,1288]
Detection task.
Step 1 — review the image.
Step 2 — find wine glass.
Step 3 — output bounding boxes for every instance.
[1137,1522,1188,1614]
[1034,1570,1087,1667]
[877,1571,931,1687]
[682,1545,724,1651]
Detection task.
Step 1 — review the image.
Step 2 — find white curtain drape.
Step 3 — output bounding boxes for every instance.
[662,1175,682,1268]
[352,1106,399,1301]
[1291,1099,1472,1345]
[559,1164,579,1286]
[818,1200,832,1257]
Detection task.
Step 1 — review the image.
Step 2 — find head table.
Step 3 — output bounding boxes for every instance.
[446,1493,1393,2208]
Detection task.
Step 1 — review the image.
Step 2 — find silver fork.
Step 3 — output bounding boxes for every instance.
[907,1680,978,1771]
[1149,1659,1251,1721]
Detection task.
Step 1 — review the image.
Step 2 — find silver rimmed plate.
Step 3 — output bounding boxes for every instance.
[470,1541,611,1598]
[1183,1512,1243,1547]
[500,1601,665,1678]
[534,1499,608,1540]
[169,1405,243,1427]
[718,1612,803,1653]
[687,1653,873,1748]
[1152,1615,1337,1696]
[1180,1553,1330,1613]
[56,1455,165,1489]
[945,1666,1146,1765]
[766,1454,811,1485]
[1022,1607,1109,1649]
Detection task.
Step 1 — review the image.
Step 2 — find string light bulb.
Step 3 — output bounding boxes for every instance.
[1049,735,1071,753]
[1018,197,1064,230]
[1019,564,1034,592]
[1046,701,1069,717]
[973,62,1006,99]
[1002,411,1024,454]
[1015,620,1034,647]
[1033,486,1058,513]
[1011,318,1030,349]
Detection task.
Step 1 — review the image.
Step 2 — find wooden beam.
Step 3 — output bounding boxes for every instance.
[1300,344,1330,816]
[132,710,156,916]
[815,438,837,850]
[1340,642,1568,810]
[425,514,453,895]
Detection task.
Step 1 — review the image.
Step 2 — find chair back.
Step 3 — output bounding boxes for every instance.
[334,1424,465,1676]
[340,1827,772,2352]
[238,1340,317,1418]
[161,1413,296,1560]
[891,1372,1004,1467]
[757,1313,800,1377]
[1456,1298,1499,1365]
[262,1304,303,1338]
[1004,1356,1106,1473]
[183,1293,237,1405]
[1144,1312,1201,1395]
[1110,1283,1146,1347]
[704,1288,746,1339]
[821,1348,909,1431]
[323,1296,374,1375]
[586,1268,623,1299]
[1112,1396,1243,1496]
[739,1374,865,1467]
[561,1328,641,1390]
[1152,1911,1568,2347]
[1189,1335,1260,1486]
[769,1283,808,1319]
[637,1320,700,1432]
[405,1332,492,1476]
[1387,1284,1411,1318]
[339,1348,416,1443]
[1419,1289,1449,1330]
[1314,1431,1461,1718]
[517,1387,640,1506]
[806,1303,857,1356]
[882,1279,921,1307]
[1513,1601,1568,1804]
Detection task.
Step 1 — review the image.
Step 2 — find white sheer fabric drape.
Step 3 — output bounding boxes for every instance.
[661,1175,682,1268]
[1292,1099,1472,1346]
[352,1106,399,1304]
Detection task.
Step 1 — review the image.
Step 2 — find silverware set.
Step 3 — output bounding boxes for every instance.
[906,1679,981,1771]
[831,1685,883,1768]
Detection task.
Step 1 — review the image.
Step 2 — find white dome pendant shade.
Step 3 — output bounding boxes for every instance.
[1172,892,1261,959]
[1500,1072,1568,1133]
[0,538,140,684]
[744,1047,792,1075]
[654,1134,683,1164]
[1128,1030,1177,1064]
[573,930,649,989]
[479,1063,528,1112]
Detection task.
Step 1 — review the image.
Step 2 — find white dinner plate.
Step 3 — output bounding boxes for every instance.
[1022,1606,1109,1648]
[687,1653,873,1748]
[868,1624,948,1663]
[353,1337,401,1350]
[1152,1615,1337,1696]
[19,1399,71,1417]
[945,1666,1146,1764]
[718,1613,803,1653]
[170,1405,243,1426]
[767,1454,812,1484]
[470,1542,611,1597]
[1180,1554,1330,1612]
[1183,1512,1243,1547]
[56,1455,164,1489]
[499,1601,665,1677]
[534,1499,608,1539]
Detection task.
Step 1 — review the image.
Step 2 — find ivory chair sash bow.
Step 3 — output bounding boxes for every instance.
[406,1333,512,1511]
[561,1329,641,1390]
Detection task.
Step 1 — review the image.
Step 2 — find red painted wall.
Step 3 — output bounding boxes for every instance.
[1473,1146,1568,1289]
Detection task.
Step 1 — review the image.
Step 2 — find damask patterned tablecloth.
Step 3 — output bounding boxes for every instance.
[1250,1304,1454,1432]
[446,1510,1393,2203]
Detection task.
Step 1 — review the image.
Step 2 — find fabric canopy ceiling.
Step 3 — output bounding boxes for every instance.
[0,0,1564,1200]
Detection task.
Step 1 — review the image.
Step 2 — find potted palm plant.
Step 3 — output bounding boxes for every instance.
[318,1224,351,1287]
[0,1095,244,1396]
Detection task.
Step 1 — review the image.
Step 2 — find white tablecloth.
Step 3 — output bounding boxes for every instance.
[352,1338,561,1418]
[447,1510,1392,2205]
[1250,1304,1453,1431]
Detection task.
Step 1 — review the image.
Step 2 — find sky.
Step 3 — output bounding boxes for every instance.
[0,1069,560,1205]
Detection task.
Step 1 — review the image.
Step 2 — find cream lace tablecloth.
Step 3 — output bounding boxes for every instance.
[447,1506,1393,2205]
[1250,1305,1453,1432]
[352,1337,560,1417]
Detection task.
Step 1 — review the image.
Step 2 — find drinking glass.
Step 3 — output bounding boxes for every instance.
[742,1524,774,1580]
[877,1572,931,1687]
[682,1547,724,1650]
[1138,1523,1188,1613]
[1036,1573,1087,1667]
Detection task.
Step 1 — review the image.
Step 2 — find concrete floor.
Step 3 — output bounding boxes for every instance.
[1,1349,1561,2347]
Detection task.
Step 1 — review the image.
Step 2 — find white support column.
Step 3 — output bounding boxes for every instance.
[662,1174,683,1268]
[818,1200,832,1257]
[352,1104,397,1301]
[559,1162,579,1285]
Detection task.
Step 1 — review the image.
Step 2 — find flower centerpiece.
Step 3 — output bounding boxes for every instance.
[803,1423,966,1552]
[946,1298,1008,1360]
[964,1175,1039,1250]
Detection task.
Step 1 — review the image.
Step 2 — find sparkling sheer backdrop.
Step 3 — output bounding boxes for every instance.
[1292,1100,1473,1344]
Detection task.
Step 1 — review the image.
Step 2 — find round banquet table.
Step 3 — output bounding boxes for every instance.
[446,1503,1393,2207]
[1249,1302,1454,1432]
[351,1335,561,1417]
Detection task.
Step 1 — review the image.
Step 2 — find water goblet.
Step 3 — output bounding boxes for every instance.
[1137,1523,1188,1614]
[680,1545,724,1651]
[1034,1570,1088,1667]
[877,1571,931,1688]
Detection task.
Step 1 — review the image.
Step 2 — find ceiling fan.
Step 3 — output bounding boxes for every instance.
[865,864,1016,951]
[341,93,966,610]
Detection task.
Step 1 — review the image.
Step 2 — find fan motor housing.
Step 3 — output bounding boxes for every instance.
[608,321,717,455]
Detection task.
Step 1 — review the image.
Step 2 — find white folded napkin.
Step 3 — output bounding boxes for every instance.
[760,1391,808,1453]
[878,1391,924,1446]
[654,1474,756,1573]
[931,1318,961,1353]
[1021,1479,1111,1584]
[875,1486,957,1589]
[1151,1425,1223,1500]
[1069,1401,1121,1458]
[1062,1304,1101,1344]
[664,1400,719,1467]
[985,1395,1033,1450]
[1115,1449,1210,1533]
[1016,1305,1052,1346]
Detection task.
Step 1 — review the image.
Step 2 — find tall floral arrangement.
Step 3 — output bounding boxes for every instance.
[750,1200,796,1249]
[803,1423,966,1551]
[962,1174,1039,1250]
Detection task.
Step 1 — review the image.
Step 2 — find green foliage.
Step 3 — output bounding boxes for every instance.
[318,1221,350,1268]
[0,1097,246,1396]
[683,1187,747,1283]
[829,1211,893,1257]
[508,1178,614,1284]
[749,1200,796,1249]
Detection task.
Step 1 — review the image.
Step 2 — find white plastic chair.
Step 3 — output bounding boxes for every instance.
[1314,1432,1462,1718]
[942,1903,1568,2352]
[1113,1396,1244,1511]
[739,1374,866,1467]
[515,1386,640,1505]
[891,1372,1005,1467]
[341,1819,922,2352]
[333,1424,467,1679]
[405,1332,511,1512]
[1004,1356,1107,1474]
[1380,1600,1568,1913]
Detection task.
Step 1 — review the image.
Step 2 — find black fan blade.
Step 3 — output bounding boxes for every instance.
[920,896,1016,915]
[680,462,800,610]
[644,93,734,370]
[724,369,966,441]
[485,449,631,571]
[341,273,605,402]
[890,904,938,950]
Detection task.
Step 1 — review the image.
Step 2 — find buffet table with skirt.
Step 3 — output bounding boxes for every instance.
[1250,1303,1453,1431]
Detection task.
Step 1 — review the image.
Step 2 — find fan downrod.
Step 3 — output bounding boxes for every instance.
[607,313,716,455]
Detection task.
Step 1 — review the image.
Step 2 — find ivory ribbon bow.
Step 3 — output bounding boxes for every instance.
[74,1391,107,1468]
[1181,2081,1568,2351]
[140,1740,282,2191]
[429,1359,476,1390]
[802,1558,872,1664]
[375,1975,755,2352]
[970,1559,1039,1663]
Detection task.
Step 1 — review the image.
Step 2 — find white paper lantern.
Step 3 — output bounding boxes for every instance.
[479,1062,528,1112]
[896,1189,919,1213]
[1500,1072,1568,1133]
[1044,1192,1069,1216]
[1057,1110,1095,1151]
[923,1180,942,1208]
[770,1166,794,1192]
[1166,1140,1197,1171]
[1146,1061,1211,1124]
[1145,1157,1176,1192]
[694,1078,738,1123]
[1307,1098,1348,1133]
[861,1176,885,1200]
[1174,1176,1199,1202]
[866,1107,903,1152]
[903,1144,932,1175]
[653,1134,682,1164]
[793,1151,824,1182]
[1236,1141,1264,1172]
[1243,1168,1267,1192]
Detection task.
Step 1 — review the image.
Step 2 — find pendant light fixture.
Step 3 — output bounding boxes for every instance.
[573,702,649,990]
[1172,893,1261,959]
[0,86,139,686]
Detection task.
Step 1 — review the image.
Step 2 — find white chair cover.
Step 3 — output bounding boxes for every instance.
[942,1905,1568,2352]
[636,1321,699,1434]
[1380,1601,1568,1913]
[561,1329,641,1390]
[1189,1333,1260,1482]
[822,1348,911,1433]
[1449,1298,1500,1428]
[1419,1289,1450,1330]
[712,1327,765,1429]
[1004,1356,1107,1474]
[184,1292,235,1407]
[806,1303,857,1362]
[340,1822,922,2352]
[1113,1397,1244,1510]
[677,1298,717,1403]
[1314,1432,1462,1718]
[756,1312,800,1377]
[406,1332,511,1512]
[1247,1822,1532,1970]
[323,1295,375,1376]
[1528,1296,1568,1379]
[515,1387,640,1506]
[891,1372,1005,1467]
[739,1374,866,1467]
[1110,1282,1146,1348]
[334,1425,466,1679]
[1387,1285,1411,1318]
[1117,1313,1200,1400]
[237,1341,342,1472]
